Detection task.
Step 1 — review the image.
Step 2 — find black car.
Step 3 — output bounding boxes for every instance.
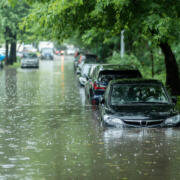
[99,79,180,128]
[85,64,142,103]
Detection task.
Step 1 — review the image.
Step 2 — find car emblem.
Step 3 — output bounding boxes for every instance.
[140,120,147,126]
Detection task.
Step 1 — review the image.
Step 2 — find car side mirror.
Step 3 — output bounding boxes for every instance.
[172,96,177,104]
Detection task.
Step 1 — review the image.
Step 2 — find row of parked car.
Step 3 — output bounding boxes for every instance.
[74,52,180,128]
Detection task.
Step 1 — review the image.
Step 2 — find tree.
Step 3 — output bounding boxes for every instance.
[0,0,29,65]
[14,0,180,94]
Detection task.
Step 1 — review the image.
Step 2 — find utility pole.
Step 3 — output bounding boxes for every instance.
[121,30,125,57]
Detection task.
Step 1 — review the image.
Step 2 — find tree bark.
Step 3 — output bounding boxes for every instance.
[9,42,16,64]
[5,26,10,65]
[159,42,180,95]
[150,49,154,77]
[9,34,17,65]
[5,40,9,65]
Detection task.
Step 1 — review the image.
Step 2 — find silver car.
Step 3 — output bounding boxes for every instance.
[21,53,39,68]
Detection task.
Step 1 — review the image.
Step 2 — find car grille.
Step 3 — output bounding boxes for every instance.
[123,119,164,127]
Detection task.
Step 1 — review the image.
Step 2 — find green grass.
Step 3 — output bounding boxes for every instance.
[8,62,21,68]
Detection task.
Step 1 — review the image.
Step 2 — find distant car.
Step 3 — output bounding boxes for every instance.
[66,48,76,55]
[99,79,180,128]
[55,49,65,55]
[0,48,6,68]
[21,52,39,68]
[76,53,98,73]
[41,48,54,60]
[85,64,142,104]
[74,51,82,70]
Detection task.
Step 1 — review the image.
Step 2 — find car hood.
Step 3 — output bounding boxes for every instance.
[22,58,38,62]
[42,52,52,55]
[109,104,178,120]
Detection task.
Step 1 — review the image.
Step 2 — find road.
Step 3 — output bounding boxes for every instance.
[0,55,180,180]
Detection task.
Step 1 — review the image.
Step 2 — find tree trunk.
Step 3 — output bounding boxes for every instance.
[159,42,180,95]
[5,26,10,65]
[9,42,16,64]
[9,34,17,65]
[150,49,154,77]
[5,40,9,65]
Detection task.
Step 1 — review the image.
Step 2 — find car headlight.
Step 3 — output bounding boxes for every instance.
[165,114,180,125]
[104,115,124,126]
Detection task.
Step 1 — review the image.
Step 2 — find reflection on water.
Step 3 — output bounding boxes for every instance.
[0,56,180,179]
[5,68,17,98]
[60,55,65,99]
[103,127,180,180]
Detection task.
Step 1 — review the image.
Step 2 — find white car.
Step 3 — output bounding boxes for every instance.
[21,52,39,68]
[66,48,76,55]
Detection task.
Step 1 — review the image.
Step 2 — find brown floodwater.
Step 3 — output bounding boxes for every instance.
[0,55,180,180]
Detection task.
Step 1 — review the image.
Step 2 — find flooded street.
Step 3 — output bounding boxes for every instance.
[0,55,180,180]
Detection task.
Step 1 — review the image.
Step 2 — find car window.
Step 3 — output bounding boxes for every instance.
[23,53,37,58]
[111,84,169,105]
[42,48,53,53]
[98,70,141,82]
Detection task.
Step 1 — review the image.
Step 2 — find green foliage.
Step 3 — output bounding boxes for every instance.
[0,0,29,41]
[107,51,166,84]
[107,52,142,69]
[8,0,180,49]
[8,0,180,93]
[8,61,21,68]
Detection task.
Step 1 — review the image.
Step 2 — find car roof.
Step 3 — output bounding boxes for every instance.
[95,64,139,71]
[109,78,163,85]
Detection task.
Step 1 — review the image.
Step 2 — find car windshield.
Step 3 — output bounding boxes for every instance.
[23,53,37,58]
[110,83,169,105]
[42,48,53,53]
[99,70,141,83]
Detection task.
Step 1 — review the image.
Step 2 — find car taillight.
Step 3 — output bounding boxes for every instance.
[93,82,105,90]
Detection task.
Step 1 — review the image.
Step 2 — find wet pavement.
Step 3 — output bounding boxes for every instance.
[0,55,180,180]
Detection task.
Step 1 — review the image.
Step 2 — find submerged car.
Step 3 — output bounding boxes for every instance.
[99,79,180,128]
[21,52,39,68]
[85,64,142,103]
